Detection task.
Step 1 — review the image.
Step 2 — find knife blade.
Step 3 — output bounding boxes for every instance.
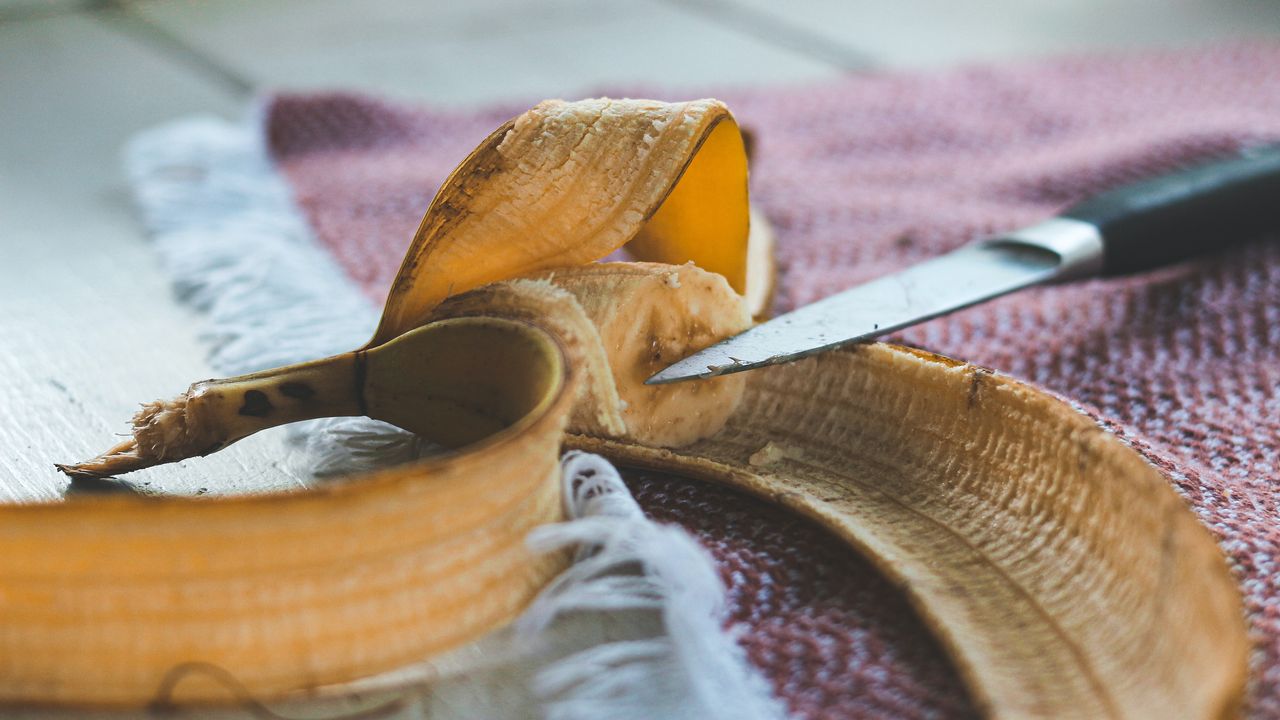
[648,143,1280,385]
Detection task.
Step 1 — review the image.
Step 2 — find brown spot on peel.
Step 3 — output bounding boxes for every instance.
[238,390,273,418]
[279,382,316,401]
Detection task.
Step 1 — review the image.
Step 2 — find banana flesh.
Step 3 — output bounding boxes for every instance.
[401,263,754,449]
[546,262,751,447]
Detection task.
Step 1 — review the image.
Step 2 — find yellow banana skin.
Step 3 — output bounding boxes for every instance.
[39,97,767,707]
[373,97,757,344]
[572,344,1248,720]
[58,353,361,478]
[24,311,581,706]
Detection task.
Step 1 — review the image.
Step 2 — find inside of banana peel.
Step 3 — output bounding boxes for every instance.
[24,98,1246,717]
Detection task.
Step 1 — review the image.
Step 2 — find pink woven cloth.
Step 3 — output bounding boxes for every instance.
[265,44,1280,718]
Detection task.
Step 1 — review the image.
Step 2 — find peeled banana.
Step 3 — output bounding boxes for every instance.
[62,98,767,478]
[545,262,751,447]
[62,95,768,476]
[428,262,755,449]
[20,96,1245,720]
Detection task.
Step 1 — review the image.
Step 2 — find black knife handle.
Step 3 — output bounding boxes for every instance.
[1061,143,1280,276]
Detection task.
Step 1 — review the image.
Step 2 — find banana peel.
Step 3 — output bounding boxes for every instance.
[28,310,581,705]
[544,262,752,447]
[573,345,1248,719]
[373,97,766,345]
[25,99,1246,717]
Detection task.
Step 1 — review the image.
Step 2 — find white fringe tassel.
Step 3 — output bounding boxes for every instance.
[524,451,784,720]
[125,115,785,720]
[126,113,432,478]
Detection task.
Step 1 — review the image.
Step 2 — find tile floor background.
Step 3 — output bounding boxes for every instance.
[1,0,1278,499]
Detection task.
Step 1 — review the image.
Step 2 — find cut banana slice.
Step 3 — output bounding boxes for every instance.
[545,262,751,447]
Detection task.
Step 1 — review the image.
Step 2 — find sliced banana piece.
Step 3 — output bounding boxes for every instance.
[545,262,751,448]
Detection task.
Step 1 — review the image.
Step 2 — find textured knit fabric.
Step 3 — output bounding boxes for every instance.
[265,43,1280,718]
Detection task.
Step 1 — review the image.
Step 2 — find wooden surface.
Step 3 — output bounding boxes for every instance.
[0,0,1277,502]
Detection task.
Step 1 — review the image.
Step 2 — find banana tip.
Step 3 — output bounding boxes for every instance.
[54,463,109,480]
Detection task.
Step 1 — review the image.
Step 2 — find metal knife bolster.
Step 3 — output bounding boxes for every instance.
[987,217,1104,282]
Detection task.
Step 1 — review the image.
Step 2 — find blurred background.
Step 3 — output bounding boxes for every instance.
[1,0,1279,499]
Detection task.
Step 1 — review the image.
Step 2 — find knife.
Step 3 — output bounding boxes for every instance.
[647,143,1280,385]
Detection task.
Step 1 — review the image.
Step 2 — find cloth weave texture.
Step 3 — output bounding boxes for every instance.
[264,44,1280,718]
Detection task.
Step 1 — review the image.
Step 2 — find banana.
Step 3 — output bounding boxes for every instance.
[425,265,752,448]
[42,98,767,705]
[26,311,581,705]
[61,98,768,478]
[374,97,769,344]
[427,279,628,439]
[544,262,751,447]
[31,97,1246,720]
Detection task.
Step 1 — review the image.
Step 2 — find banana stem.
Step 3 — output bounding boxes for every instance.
[57,352,363,479]
[55,438,147,479]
